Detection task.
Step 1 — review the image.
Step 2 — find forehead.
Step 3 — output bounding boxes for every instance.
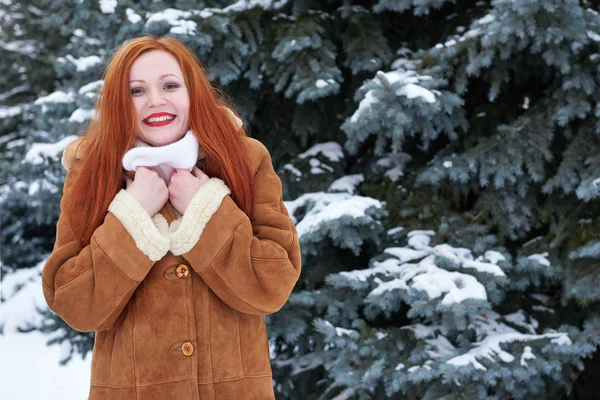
[130,50,183,80]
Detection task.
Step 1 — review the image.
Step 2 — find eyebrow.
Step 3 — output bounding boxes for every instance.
[129,74,181,83]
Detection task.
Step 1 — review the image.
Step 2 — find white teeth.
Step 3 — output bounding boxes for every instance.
[147,115,174,123]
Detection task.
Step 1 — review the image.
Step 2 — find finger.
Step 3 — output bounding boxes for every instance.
[149,166,166,181]
[123,174,133,187]
[191,166,202,178]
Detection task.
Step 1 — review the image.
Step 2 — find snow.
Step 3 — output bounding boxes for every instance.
[351,68,438,124]
[0,331,92,399]
[61,54,102,72]
[443,160,453,168]
[446,312,570,371]
[444,39,457,47]
[351,91,378,123]
[0,262,92,399]
[335,327,356,337]
[29,179,59,195]
[397,82,436,103]
[293,193,383,237]
[448,330,568,370]
[298,142,344,162]
[532,305,555,314]
[78,80,103,95]
[483,251,506,264]
[328,174,364,194]
[587,30,600,42]
[551,335,572,346]
[99,0,117,14]
[308,157,333,175]
[343,229,508,305]
[146,9,198,35]
[385,247,430,263]
[0,39,37,55]
[504,310,538,335]
[283,163,302,178]
[434,243,506,277]
[527,252,550,267]
[375,332,387,340]
[204,0,289,16]
[69,108,95,123]
[322,320,357,338]
[126,8,142,24]
[0,105,21,119]
[408,360,433,373]
[395,363,405,371]
[34,91,75,113]
[316,79,335,88]
[383,70,436,103]
[339,258,402,282]
[370,275,410,295]
[520,346,535,367]
[24,135,79,165]
[146,2,288,34]
[284,192,346,222]
[1,261,46,332]
[407,230,434,250]
[477,14,495,25]
[387,226,404,235]
[462,258,505,277]
[409,258,487,305]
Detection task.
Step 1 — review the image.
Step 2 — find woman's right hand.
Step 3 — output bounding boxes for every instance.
[123,167,168,216]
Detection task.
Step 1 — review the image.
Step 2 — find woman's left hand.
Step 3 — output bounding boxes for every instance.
[168,166,209,215]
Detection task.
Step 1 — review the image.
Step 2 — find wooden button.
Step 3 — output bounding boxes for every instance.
[182,342,194,356]
[176,264,189,278]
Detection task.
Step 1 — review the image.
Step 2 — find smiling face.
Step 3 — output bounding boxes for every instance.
[129,50,190,147]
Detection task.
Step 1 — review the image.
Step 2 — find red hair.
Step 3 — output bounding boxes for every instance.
[66,36,254,246]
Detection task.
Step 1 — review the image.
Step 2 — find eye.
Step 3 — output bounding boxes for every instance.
[131,87,144,95]
[164,83,179,90]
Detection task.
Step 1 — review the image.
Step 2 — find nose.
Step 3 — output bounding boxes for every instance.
[147,89,167,107]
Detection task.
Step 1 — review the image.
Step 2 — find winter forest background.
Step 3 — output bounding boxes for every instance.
[1,0,600,399]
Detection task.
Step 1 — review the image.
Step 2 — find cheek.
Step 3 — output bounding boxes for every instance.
[132,99,144,118]
[178,100,190,116]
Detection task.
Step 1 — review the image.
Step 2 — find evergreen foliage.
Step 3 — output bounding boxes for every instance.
[1,0,599,398]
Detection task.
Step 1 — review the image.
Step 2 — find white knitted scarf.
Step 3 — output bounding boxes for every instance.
[122,130,200,183]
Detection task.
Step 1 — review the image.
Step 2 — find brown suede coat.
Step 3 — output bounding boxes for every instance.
[42,135,301,400]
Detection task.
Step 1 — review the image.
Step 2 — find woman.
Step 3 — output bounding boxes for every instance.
[42,36,301,400]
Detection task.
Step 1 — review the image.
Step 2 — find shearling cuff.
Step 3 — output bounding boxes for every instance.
[108,189,171,261]
[169,178,231,256]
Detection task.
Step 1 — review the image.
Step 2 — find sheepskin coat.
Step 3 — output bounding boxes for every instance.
[42,135,302,400]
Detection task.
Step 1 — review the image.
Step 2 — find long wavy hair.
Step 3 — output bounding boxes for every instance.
[66,36,255,246]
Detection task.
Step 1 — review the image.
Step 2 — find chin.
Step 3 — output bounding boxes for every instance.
[140,131,186,147]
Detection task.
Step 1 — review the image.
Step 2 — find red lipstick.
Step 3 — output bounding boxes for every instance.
[143,112,176,127]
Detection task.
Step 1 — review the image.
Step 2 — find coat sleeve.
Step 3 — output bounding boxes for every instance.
[168,144,302,316]
[42,151,170,332]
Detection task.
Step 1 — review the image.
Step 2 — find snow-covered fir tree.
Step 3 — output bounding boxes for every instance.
[1,0,599,398]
